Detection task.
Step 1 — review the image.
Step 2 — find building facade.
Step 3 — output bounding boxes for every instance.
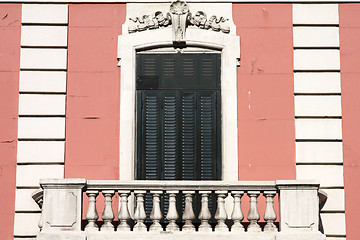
[0,1,359,240]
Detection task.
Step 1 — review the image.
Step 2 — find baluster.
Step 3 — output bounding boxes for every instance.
[199,191,212,232]
[166,190,179,231]
[230,191,244,232]
[182,191,195,231]
[150,191,163,231]
[85,190,99,231]
[247,191,261,232]
[133,190,147,232]
[215,190,228,232]
[263,191,277,232]
[101,190,115,231]
[118,190,131,231]
[198,191,212,232]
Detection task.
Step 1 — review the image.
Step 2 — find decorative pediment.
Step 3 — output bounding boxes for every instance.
[128,0,230,43]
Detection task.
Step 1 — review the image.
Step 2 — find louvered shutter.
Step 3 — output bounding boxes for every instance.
[137,53,221,181]
[197,91,220,180]
[136,54,221,221]
[180,92,196,180]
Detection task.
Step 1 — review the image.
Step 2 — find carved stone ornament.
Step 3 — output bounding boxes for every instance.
[128,0,230,42]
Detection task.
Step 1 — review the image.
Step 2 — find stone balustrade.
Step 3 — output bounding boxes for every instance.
[35,179,327,240]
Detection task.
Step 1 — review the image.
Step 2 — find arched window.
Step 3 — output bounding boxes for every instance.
[117,2,240,181]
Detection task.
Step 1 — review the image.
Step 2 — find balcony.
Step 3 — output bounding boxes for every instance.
[33,179,327,240]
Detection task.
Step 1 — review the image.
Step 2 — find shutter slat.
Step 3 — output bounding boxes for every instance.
[163,94,178,180]
[199,93,217,180]
[144,94,161,180]
[181,93,196,180]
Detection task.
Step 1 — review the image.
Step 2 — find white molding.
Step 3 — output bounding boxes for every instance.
[296,142,343,163]
[15,189,43,211]
[118,2,240,181]
[320,213,346,235]
[321,188,345,211]
[293,27,339,48]
[20,49,67,70]
[295,119,342,140]
[14,213,41,236]
[294,49,340,71]
[293,4,339,25]
[22,4,68,24]
[18,117,66,139]
[294,72,341,94]
[294,96,342,117]
[19,94,66,115]
[19,71,67,93]
[17,141,65,163]
[16,165,65,187]
[296,165,344,187]
[21,26,68,47]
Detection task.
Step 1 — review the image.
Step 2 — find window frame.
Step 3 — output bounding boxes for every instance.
[118,27,240,182]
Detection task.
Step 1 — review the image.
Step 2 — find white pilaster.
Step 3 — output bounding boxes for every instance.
[293,4,345,239]
[14,3,68,239]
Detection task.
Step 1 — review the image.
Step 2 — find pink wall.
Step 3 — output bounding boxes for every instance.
[0,4,21,239]
[65,4,295,182]
[233,4,296,181]
[65,4,125,180]
[339,4,360,239]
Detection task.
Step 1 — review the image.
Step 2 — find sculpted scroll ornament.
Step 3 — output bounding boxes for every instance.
[128,0,230,42]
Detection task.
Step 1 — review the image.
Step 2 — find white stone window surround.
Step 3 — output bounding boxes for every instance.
[118,3,240,182]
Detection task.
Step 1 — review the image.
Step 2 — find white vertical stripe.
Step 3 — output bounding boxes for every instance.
[293,4,345,238]
[15,4,68,238]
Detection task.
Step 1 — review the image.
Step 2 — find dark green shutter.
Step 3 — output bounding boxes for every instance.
[136,53,221,223]
[137,90,220,181]
[180,92,196,180]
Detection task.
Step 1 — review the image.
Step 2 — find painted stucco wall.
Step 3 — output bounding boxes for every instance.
[65,4,296,182]
[0,2,358,240]
[65,4,125,180]
[233,4,296,181]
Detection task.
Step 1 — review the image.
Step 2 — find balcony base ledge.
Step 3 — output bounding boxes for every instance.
[36,231,326,240]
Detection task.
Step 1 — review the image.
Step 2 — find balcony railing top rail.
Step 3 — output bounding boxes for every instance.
[39,178,320,191]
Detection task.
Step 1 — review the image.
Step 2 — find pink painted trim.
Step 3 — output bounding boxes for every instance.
[339,4,360,239]
[0,3,21,238]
